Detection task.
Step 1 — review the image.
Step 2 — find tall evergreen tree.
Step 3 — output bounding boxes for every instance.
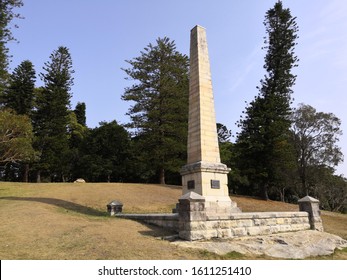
[5,60,36,115]
[0,0,23,103]
[74,102,86,126]
[236,1,299,199]
[122,37,189,184]
[3,60,36,181]
[33,46,74,182]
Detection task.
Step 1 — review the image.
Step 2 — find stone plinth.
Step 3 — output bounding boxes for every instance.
[298,196,324,231]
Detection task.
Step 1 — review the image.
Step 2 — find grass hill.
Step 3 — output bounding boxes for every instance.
[0,182,346,259]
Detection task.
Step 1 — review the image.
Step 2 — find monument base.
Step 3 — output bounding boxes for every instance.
[204,196,241,218]
[180,161,241,215]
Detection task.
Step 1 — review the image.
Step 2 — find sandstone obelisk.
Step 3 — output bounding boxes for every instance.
[181,25,239,217]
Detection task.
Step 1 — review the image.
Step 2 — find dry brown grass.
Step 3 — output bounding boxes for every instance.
[0,182,346,260]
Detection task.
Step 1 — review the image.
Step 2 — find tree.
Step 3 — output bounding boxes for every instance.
[236,1,299,199]
[4,60,36,115]
[291,103,343,195]
[217,123,232,143]
[122,37,189,184]
[0,109,35,164]
[3,60,36,181]
[74,121,130,182]
[74,102,86,126]
[33,46,74,182]
[0,0,23,102]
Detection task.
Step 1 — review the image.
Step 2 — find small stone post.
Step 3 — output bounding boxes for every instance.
[107,200,123,216]
[178,192,207,241]
[298,196,324,231]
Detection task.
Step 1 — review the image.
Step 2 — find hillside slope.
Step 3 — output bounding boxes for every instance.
[0,182,346,259]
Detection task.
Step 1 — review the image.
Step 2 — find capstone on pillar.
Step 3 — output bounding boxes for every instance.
[298,196,324,231]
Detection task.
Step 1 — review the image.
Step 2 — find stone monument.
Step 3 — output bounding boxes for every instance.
[116,25,326,245]
[180,25,240,218]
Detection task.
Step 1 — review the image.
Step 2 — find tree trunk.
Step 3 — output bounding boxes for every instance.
[159,168,165,185]
[280,187,285,202]
[22,163,29,182]
[262,184,269,200]
[301,174,308,196]
[36,170,41,183]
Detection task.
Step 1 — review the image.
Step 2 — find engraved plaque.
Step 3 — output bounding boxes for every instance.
[211,180,220,189]
[187,180,195,189]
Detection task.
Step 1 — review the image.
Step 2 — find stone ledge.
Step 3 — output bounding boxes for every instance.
[206,211,309,221]
[180,161,230,175]
[116,213,178,221]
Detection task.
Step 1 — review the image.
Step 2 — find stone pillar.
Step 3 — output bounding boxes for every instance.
[178,192,207,241]
[298,196,324,231]
[180,25,240,217]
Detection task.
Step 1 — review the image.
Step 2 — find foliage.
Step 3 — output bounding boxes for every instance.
[217,123,232,143]
[309,167,347,213]
[4,60,36,115]
[73,121,131,182]
[33,46,74,181]
[74,102,86,126]
[235,1,299,199]
[0,0,23,101]
[291,103,343,195]
[0,108,35,164]
[122,37,189,184]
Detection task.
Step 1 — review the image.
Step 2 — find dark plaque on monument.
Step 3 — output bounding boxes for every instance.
[187,180,195,189]
[211,180,220,189]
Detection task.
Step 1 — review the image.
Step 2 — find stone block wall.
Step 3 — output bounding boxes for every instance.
[115,193,322,242]
[116,213,179,232]
[179,212,310,241]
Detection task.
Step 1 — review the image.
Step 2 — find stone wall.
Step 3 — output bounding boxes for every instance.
[176,192,323,241]
[116,213,179,232]
[115,194,322,242]
[179,212,310,241]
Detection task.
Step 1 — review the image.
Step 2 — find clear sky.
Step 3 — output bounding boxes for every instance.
[8,0,347,176]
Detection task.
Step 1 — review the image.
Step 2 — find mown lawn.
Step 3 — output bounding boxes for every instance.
[0,182,346,259]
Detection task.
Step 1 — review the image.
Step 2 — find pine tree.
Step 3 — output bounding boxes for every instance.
[122,37,189,184]
[5,60,36,115]
[33,46,74,182]
[3,60,36,182]
[74,102,86,126]
[236,1,299,199]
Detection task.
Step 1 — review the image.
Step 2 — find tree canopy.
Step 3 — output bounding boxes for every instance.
[122,37,189,184]
[0,109,35,164]
[33,46,74,182]
[236,0,299,199]
[4,60,36,115]
[291,103,343,195]
[0,0,23,101]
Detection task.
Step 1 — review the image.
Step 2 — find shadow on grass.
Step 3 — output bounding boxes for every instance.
[0,196,107,217]
[137,223,177,238]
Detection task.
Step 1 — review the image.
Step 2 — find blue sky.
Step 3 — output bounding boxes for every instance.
[8,0,347,176]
